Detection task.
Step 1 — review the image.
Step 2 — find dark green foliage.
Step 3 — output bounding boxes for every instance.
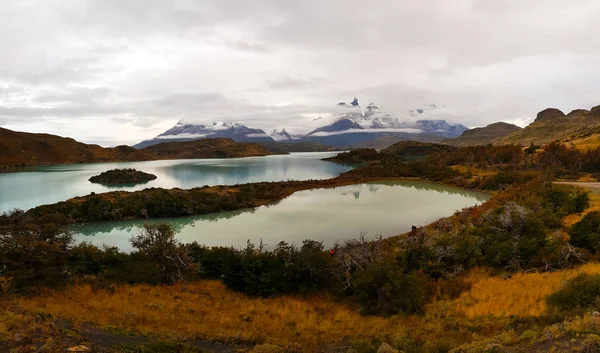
[570,212,600,253]
[68,243,123,276]
[474,202,548,270]
[547,274,600,314]
[89,168,157,185]
[353,262,430,316]
[0,210,73,293]
[189,240,333,297]
[525,143,541,155]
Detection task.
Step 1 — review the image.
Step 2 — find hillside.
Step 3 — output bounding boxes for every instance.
[381,140,456,158]
[0,127,153,169]
[141,138,273,159]
[444,122,522,147]
[495,107,600,146]
[0,128,276,170]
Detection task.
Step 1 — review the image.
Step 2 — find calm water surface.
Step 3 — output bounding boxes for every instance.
[72,181,490,252]
[0,152,351,212]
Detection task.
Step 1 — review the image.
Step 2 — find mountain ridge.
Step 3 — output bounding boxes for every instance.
[0,127,276,170]
[443,122,522,147]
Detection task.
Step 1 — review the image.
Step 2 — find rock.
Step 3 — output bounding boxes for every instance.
[67,346,90,352]
[377,343,399,353]
[535,108,566,122]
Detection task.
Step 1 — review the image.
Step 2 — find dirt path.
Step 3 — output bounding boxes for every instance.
[554,182,600,194]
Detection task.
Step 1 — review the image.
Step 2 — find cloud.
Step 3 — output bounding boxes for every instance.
[1,0,600,145]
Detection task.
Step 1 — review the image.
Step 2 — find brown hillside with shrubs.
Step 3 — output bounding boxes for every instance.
[0,127,276,170]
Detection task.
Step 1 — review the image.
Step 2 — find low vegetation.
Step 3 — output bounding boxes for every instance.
[4,140,600,351]
[88,168,157,185]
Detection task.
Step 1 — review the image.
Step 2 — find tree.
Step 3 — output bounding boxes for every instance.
[130,223,192,284]
[0,211,73,293]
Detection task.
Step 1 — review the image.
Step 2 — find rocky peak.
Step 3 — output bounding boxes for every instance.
[535,108,566,122]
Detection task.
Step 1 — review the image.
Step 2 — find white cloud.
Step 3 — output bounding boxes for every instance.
[1,0,600,145]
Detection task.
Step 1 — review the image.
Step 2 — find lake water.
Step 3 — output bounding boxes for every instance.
[72,181,490,252]
[0,152,351,213]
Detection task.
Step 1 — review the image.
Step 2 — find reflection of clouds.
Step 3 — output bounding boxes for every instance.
[72,180,491,252]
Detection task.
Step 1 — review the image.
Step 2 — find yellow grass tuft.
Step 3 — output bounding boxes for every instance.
[454,262,600,318]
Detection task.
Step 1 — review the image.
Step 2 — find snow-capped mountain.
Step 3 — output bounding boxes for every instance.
[269,129,293,141]
[304,98,468,147]
[132,98,469,150]
[133,121,274,148]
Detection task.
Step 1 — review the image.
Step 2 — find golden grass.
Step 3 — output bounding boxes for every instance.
[572,134,600,151]
[16,281,401,349]
[563,193,600,227]
[451,165,498,177]
[454,262,600,318]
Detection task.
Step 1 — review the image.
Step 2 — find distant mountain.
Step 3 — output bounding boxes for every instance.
[444,122,522,147]
[134,121,275,148]
[495,106,600,146]
[269,129,293,141]
[304,99,468,148]
[0,127,276,170]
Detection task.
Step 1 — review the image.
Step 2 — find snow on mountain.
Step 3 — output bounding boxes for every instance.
[269,129,293,141]
[307,99,467,138]
[133,121,274,148]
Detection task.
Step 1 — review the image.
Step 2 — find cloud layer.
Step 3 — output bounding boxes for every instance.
[1,0,600,145]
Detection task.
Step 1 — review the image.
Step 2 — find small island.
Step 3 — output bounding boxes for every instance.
[89,168,157,185]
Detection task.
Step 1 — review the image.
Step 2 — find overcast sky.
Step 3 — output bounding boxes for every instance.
[1,0,600,146]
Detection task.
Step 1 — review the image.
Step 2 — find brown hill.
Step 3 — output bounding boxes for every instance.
[381,140,456,158]
[0,128,276,170]
[142,138,273,159]
[495,107,600,146]
[444,122,522,147]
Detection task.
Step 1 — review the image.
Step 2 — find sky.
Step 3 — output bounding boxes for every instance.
[1,0,600,146]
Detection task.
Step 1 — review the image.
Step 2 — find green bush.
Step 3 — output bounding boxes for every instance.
[570,212,600,253]
[0,217,73,293]
[353,262,430,316]
[547,274,600,314]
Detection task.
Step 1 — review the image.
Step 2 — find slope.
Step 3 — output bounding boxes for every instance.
[444,122,522,147]
[496,107,600,146]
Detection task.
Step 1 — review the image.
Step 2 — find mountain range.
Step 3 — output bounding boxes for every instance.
[133,98,469,149]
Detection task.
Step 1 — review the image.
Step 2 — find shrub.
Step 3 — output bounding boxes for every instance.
[547,274,600,314]
[0,216,73,293]
[569,212,600,253]
[130,223,193,284]
[352,261,430,316]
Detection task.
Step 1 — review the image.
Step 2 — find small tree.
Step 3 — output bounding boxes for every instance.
[0,211,73,293]
[130,223,192,284]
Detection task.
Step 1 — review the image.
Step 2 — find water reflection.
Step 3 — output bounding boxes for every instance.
[0,152,350,212]
[72,181,490,252]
